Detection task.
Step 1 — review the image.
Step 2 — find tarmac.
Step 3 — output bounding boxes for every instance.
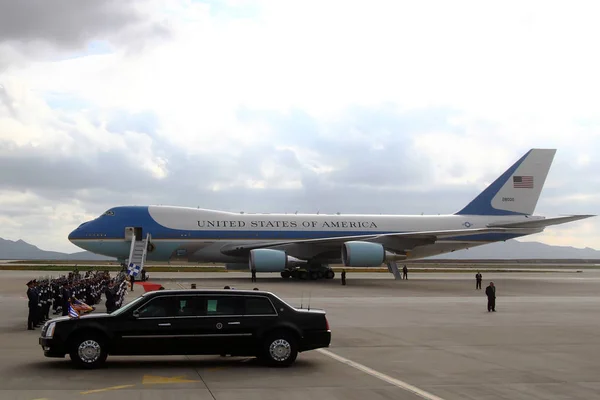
[1,269,600,400]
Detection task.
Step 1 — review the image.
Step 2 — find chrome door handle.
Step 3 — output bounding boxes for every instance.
[158,323,171,327]
[228,321,240,325]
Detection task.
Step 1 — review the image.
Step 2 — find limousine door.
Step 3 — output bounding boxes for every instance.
[111,296,180,355]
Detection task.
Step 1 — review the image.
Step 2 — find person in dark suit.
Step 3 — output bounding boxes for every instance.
[485,282,496,312]
[341,269,346,285]
[61,284,72,316]
[251,267,256,283]
[26,281,37,330]
[402,265,408,279]
[476,272,482,289]
[105,281,116,313]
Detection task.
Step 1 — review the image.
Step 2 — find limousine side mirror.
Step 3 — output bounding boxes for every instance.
[132,310,140,318]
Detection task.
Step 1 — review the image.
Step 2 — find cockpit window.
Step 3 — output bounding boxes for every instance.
[103,210,115,216]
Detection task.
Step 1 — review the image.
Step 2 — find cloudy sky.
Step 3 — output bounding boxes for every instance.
[0,0,598,253]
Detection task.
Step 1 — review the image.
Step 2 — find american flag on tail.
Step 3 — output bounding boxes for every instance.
[513,175,534,188]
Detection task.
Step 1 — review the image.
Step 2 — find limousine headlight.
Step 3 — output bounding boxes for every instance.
[44,322,56,338]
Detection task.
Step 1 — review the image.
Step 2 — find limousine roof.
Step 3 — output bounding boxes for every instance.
[139,288,274,297]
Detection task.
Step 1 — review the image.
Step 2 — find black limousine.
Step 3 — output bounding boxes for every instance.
[39,288,331,368]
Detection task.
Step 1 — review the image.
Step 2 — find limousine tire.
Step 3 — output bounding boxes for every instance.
[69,332,108,369]
[261,330,298,367]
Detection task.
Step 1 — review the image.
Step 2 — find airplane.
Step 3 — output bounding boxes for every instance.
[68,148,595,280]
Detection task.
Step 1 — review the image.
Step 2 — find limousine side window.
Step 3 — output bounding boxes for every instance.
[245,296,276,315]
[136,296,206,318]
[136,297,176,318]
[204,296,245,316]
[176,296,206,317]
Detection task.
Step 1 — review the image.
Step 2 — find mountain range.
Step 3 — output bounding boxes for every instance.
[0,238,115,261]
[1,237,599,261]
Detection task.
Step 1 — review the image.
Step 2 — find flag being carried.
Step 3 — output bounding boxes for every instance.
[127,263,141,277]
[70,298,95,315]
[68,302,79,319]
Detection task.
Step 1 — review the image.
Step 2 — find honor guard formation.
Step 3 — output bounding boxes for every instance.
[25,269,129,330]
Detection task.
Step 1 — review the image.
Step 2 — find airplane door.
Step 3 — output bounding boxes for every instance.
[125,227,143,241]
[124,227,134,241]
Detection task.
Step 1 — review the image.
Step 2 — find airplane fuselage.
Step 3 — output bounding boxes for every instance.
[68,205,543,264]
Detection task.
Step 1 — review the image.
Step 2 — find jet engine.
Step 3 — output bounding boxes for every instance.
[341,241,406,267]
[249,249,305,272]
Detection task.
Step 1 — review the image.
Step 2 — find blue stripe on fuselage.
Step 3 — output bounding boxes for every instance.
[69,206,525,243]
[455,150,531,216]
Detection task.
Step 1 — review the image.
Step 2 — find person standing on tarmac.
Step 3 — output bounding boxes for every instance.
[485,281,496,312]
[341,269,346,285]
[476,271,482,289]
[402,265,408,279]
[251,266,257,283]
[105,281,116,313]
[26,280,37,330]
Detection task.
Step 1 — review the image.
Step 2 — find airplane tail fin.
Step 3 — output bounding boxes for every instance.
[455,149,556,216]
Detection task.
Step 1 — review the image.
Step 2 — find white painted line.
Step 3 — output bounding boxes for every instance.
[317,348,445,400]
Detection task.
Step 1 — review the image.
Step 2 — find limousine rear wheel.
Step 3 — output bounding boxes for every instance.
[261,331,298,367]
[69,333,108,369]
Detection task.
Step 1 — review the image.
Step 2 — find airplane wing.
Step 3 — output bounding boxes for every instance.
[486,215,595,229]
[219,226,539,258]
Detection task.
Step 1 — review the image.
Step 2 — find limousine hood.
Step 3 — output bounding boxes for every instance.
[48,313,112,324]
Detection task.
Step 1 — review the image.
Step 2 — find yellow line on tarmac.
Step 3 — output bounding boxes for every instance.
[80,384,135,395]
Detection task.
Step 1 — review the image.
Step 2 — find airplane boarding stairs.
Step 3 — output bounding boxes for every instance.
[386,262,402,280]
[127,233,150,277]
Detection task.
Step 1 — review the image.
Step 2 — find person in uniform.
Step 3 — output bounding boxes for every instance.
[485,281,496,312]
[402,265,408,280]
[61,283,72,316]
[251,266,257,283]
[105,281,117,313]
[476,271,482,290]
[341,269,346,285]
[26,280,37,330]
[32,280,42,327]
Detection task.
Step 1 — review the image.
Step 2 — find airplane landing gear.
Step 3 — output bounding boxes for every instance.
[281,264,335,281]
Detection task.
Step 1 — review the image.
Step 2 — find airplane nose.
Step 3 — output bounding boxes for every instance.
[69,221,90,242]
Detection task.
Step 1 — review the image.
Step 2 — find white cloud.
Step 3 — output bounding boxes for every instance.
[0,0,599,252]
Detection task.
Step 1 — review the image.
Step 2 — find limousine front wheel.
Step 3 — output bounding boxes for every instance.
[261,331,298,367]
[69,333,108,369]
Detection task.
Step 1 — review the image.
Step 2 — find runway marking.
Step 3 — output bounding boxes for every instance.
[317,348,445,400]
[80,384,135,394]
[142,374,201,384]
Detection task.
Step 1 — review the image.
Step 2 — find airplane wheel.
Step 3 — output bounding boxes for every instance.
[309,271,318,280]
[298,271,308,280]
[281,271,290,279]
[326,270,335,279]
